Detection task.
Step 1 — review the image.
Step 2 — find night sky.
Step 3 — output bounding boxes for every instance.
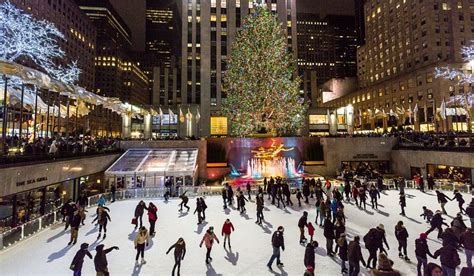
[297,0,355,15]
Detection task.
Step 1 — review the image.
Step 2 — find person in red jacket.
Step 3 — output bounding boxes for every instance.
[307,222,315,242]
[221,218,235,249]
[147,202,158,236]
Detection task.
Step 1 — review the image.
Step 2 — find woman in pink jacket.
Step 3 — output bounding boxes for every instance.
[200,226,220,264]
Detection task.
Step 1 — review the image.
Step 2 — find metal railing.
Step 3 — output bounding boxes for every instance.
[1,181,471,251]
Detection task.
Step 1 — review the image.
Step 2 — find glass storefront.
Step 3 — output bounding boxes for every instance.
[0,172,105,233]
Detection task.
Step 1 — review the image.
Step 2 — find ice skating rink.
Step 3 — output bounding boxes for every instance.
[0,190,469,275]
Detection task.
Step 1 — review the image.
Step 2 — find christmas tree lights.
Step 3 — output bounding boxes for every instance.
[222,5,307,137]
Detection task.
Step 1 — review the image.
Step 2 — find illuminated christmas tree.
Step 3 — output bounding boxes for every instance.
[222,4,307,137]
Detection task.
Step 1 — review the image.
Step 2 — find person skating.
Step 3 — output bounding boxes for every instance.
[415,233,434,276]
[68,211,82,245]
[255,193,264,225]
[237,192,248,213]
[94,244,119,276]
[76,194,88,209]
[133,226,149,265]
[194,198,203,225]
[70,243,92,276]
[110,185,116,202]
[221,218,234,249]
[200,198,208,220]
[221,186,228,209]
[227,184,234,206]
[433,242,461,276]
[324,218,336,256]
[147,202,158,236]
[352,185,359,207]
[375,224,389,255]
[303,182,310,204]
[246,182,252,200]
[359,187,367,210]
[304,240,318,273]
[399,192,406,216]
[334,219,346,253]
[267,226,285,270]
[344,180,351,201]
[298,211,309,244]
[369,186,378,209]
[364,227,380,269]
[348,236,367,276]
[134,200,146,229]
[452,190,466,214]
[179,192,190,212]
[276,187,285,209]
[166,238,186,276]
[371,252,402,275]
[338,233,348,274]
[419,175,425,192]
[421,206,434,223]
[441,227,459,248]
[330,199,338,223]
[307,222,315,242]
[62,199,77,230]
[267,177,273,200]
[395,221,410,261]
[78,206,87,226]
[200,226,219,264]
[451,213,467,241]
[296,188,303,207]
[92,206,111,239]
[426,211,449,239]
[97,195,106,207]
[436,190,450,215]
[263,177,268,194]
[460,227,474,268]
[466,196,474,229]
[283,183,293,207]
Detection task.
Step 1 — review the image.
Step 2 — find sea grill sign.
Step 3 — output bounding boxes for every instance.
[16,177,48,187]
[352,154,378,160]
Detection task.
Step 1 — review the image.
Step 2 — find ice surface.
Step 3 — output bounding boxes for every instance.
[0,189,470,275]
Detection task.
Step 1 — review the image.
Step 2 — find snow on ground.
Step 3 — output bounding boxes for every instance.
[0,189,470,276]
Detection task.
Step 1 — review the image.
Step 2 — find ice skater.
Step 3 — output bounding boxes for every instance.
[395,221,410,261]
[70,243,92,276]
[147,202,158,236]
[256,193,264,225]
[134,226,149,265]
[92,206,111,239]
[237,192,248,213]
[221,218,235,249]
[221,186,228,209]
[425,210,449,239]
[134,200,146,229]
[267,226,285,270]
[246,182,252,200]
[420,206,434,223]
[200,226,220,264]
[307,222,315,242]
[179,192,190,212]
[194,198,203,224]
[296,189,303,207]
[298,211,309,244]
[415,233,433,276]
[200,198,208,220]
[452,190,466,214]
[94,244,119,276]
[304,240,318,273]
[337,234,348,274]
[68,211,82,245]
[399,192,406,216]
[436,190,450,215]
[166,238,186,276]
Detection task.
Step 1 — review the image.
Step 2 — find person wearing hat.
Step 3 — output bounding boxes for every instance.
[200,226,219,264]
[465,194,474,229]
[267,226,285,270]
[426,210,449,239]
[70,243,92,276]
[221,218,235,249]
[415,233,434,276]
[303,265,314,276]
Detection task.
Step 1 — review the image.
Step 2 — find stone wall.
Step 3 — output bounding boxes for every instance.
[391,149,474,179]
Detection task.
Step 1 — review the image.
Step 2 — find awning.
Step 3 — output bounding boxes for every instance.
[105,148,198,177]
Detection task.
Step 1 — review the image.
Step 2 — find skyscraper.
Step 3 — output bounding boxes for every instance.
[179,0,297,136]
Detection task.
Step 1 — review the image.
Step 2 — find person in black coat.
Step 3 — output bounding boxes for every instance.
[227,185,234,205]
[433,243,461,276]
[303,182,310,204]
[399,192,407,216]
[200,198,208,220]
[304,240,318,271]
[255,193,264,225]
[221,187,228,209]
[94,245,119,276]
[298,211,309,244]
[134,200,146,229]
[267,226,285,270]
[427,174,435,190]
[436,190,450,215]
[426,211,449,239]
[68,211,82,245]
[166,237,186,276]
[324,219,335,256]
[237,192,248,213]
[92,207,111,239]
[70,243,92,276]
[337,234,348,274]
[452,190,466,214]
[246,182,252,200]
[194,198,203,224]
[415,233,433,276]
[179,192,190,212]
[395,221,409,261]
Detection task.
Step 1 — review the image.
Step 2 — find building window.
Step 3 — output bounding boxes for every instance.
[309,115,328,124]
[210,116,228,135]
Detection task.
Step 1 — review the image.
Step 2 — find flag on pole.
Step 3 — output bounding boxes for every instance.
[413,103,418,122]
[179,107,185,123]
[168,108,175,124]
[159,107,164,125]
[186,107,193,120]
[440,99,447,120]
[196,107,201,121]
[408,104,413,124]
